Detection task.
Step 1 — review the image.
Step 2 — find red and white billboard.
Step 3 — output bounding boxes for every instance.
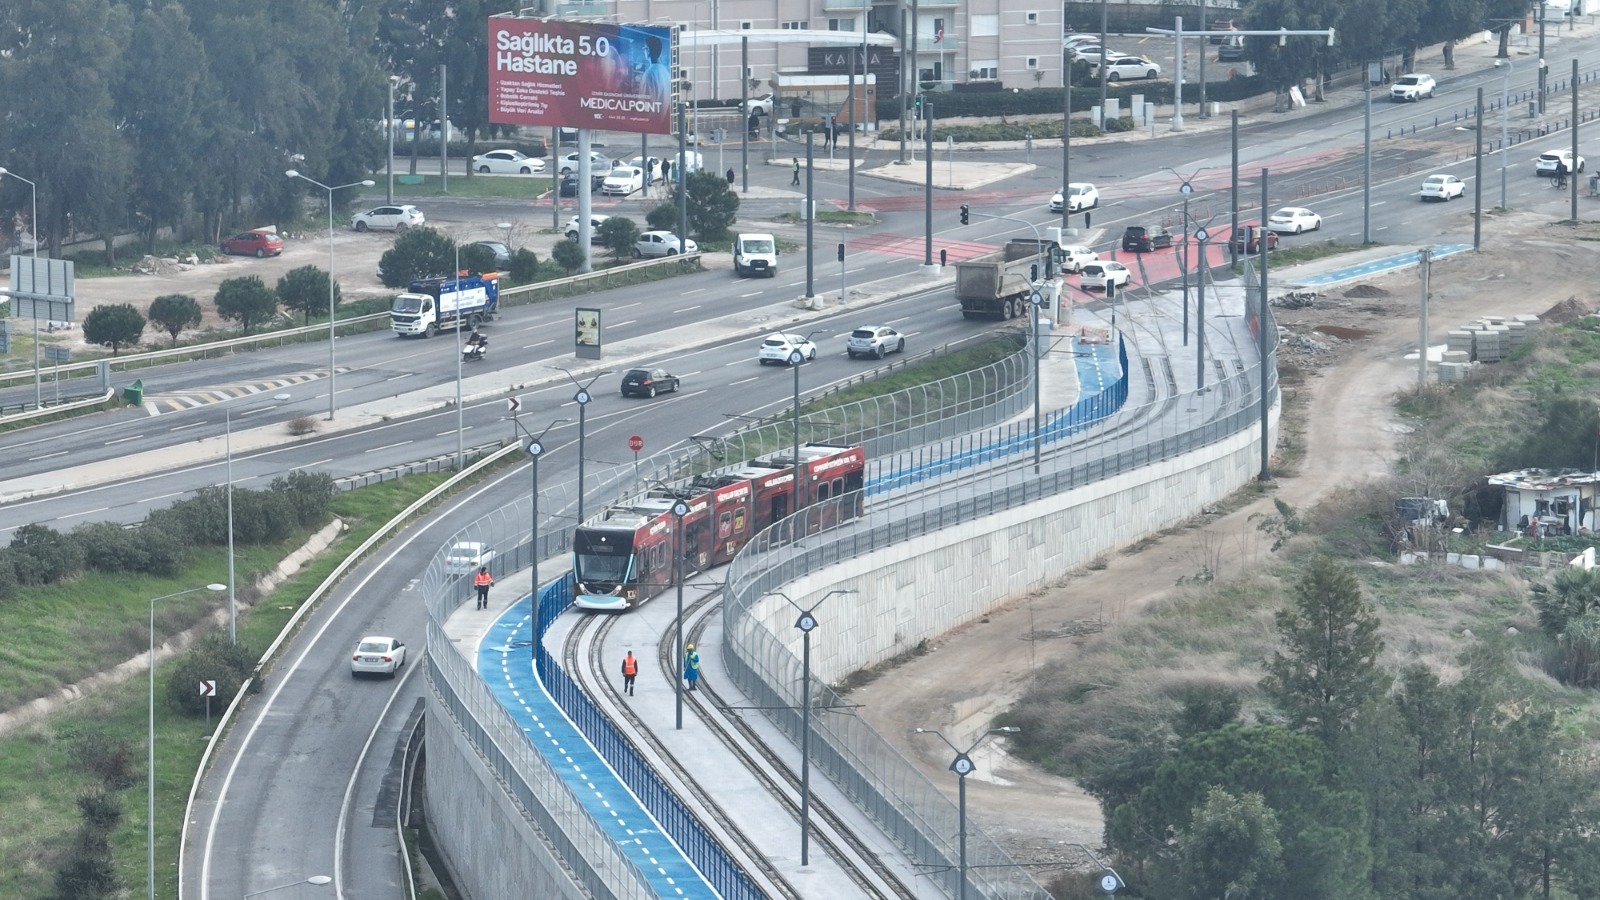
[489,18,676,135]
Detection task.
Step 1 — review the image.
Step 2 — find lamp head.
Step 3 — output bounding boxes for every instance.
[0,168,8,176]
[360,180,375,187]
[206,583,227,592]
[285,169,301,178]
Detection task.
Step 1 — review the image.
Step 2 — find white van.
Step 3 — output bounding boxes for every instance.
[733,233,778,278]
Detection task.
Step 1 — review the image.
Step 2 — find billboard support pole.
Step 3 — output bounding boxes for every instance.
[579,128,593,273]
[439,64,448,193]
[678,104,689,258]
[741,36,750,194]
[551,126,560,231]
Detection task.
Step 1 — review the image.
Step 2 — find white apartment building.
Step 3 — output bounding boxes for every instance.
[554,0,1065,103]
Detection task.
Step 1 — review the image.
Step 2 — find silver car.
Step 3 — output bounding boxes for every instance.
[351,636,407,678]
[634,231,698,258]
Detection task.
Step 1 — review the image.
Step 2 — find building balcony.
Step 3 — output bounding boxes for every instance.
[915,36,959,52]
[822,0,870,9]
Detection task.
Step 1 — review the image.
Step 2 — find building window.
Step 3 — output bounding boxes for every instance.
[827,17,856,32]
[971,14,999,37]
[1025,11,1039,25]
[740,21,752,30]
[1026,57,1039,69]
[781,21,810,30]
[971,61,998,80]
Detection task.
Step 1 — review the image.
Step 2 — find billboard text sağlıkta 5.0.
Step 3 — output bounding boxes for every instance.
[488,18,676,135]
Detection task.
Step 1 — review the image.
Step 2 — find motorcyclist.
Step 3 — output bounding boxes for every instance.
[464,331,487,359]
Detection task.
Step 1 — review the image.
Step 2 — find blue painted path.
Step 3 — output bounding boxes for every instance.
[1294,244,1472,287]
[478,596,714,898]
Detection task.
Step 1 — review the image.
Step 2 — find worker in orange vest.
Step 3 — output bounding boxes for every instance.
[473,566,493,609]
[620,651,638,696]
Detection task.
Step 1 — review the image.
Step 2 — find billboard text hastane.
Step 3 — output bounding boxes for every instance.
[488,18,676,135]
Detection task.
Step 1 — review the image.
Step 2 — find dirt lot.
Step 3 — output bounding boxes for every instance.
[849,208,1600,880]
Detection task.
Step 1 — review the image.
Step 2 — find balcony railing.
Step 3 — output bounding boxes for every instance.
[915,35,959,51]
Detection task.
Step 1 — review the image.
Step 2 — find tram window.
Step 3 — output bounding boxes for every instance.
[733,507,747,533]
[719,510,733,539]
[817,481,832,501]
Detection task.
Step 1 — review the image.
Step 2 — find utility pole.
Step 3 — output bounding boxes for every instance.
[1418,247,1432,389]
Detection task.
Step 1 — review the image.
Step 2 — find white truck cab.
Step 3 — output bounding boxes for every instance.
[733,233,779,278]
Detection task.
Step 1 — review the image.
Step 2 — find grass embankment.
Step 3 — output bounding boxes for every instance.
[0,472,455,899]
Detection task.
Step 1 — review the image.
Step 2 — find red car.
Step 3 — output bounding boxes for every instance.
[1229,225,1278,255]
[221,229,284,258]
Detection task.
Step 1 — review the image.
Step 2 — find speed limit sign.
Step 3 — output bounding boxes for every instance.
[627,435,644,452]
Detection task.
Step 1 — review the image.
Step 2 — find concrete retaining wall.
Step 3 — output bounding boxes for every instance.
[761,404,1279,684]
[424,691,590,900]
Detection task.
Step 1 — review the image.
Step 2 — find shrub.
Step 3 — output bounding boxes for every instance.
[287,415,318,436]
[275,264,339,325]
[229,488,299,544]
[551,239,585,273]
[272,470,337,528]
[75,790,124,832]
[71,521,188,577]
[646,203,679,232]
[0,550,18,601]
[166,634,258,715]
[213,276,277,335]
[81,303,145,356]
[458,241,497,275]
[508,247,539,282]
[67,731,139,790]
[147,294,203,346]
[377,227,456,288]
[9,523,85,585]
[597,215,641,257]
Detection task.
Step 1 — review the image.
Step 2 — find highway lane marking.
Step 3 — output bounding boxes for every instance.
[238,405,277,416]
[291,459,334,470]
[740,291,764,298]
[28,450,68,461]
[386,373,415,381]
[170,421,206,431]
[612,319,637,328]
[522,339,555,349]
[435,426,474,436]
[138,491,188,504]
[729,376,757,386]
[54,507,109,521]
[106,435,144,445]
[364,440,413,453]
[612,301,642,310]
[673,305,702,313]
[680,287,705,294]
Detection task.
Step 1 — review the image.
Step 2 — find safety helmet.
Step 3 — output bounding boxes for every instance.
[687,643,695,650]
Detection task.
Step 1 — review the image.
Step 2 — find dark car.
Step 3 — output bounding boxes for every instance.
[472,240,512,268]
[220,229,284,258]
[1217,37,1246,61]
[1121,224,1173,253]
[558,172,608,197]
[620,367,680,398]
[1229,225,1279,254]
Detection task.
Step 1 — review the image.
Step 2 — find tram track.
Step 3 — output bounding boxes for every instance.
[563,584,922,900]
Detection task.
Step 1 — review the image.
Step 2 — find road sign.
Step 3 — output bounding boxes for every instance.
[198,680,217,697]
[506,396,520,412]
[628,434,644,452]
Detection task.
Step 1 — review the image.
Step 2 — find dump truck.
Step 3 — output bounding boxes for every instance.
[390,272,499,337]
[956,238,1057,320]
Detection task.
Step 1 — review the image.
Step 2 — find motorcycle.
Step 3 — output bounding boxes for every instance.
[462,333,488,362]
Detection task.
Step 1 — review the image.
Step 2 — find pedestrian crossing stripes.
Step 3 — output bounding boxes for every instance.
[142,370,328,415]
[845,231,995,262]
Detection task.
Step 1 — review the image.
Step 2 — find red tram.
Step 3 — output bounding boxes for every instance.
[572,443,865,611]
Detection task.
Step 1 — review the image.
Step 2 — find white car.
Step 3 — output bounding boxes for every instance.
[634,231,697,258]
[1072,45,1115,65]
[351,205,424,232]
[471,149,546,175]
[1049,182,1100,214]
[558,151,613,175]
[745,93,775,116]
[601,166,645,196]
[443,541,496,575]
[1056,245,1100,274]
[1080,261,1131,290]
[1390,73,1437,102]
[564,214,611,243]
[1267,207,1323,234]
[1419,174,1465,201]
[757,332,819,366]
[1536,149,1586,176]
[847,325,907,360]
[1063,34,1101,49]
[1100,56,1162,82]
[351,636,407,678]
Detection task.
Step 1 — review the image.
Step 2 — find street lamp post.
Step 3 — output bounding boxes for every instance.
[1495,59,1513,210]
[672,498,690,730]
[244,874,333,898]
[788,331,824,523]
[767,589,856,866]
[1164,166,1211,347]
[0,167,41,410]
[508,417,566,642]
[910,726,1021,900]
[285,170,374,421]
[552,367,610,525]
[149,583,225,900]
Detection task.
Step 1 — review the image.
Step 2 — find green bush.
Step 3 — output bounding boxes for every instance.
[272,470,337,529]
[597,216,642,257]
[377,227,456,288]
[458,241,497,275]
[646,203,679,232]
[0,550,18,601]
[166,634,257,714]
[508,247,539,282]
[9,523,85,586]
[551,239,585,273]
[71,521,188,578]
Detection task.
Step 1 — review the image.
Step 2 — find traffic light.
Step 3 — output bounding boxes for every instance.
[914,94,922,113]
[836,243,845,262]
[959,203,970,225]
[1030,263,1039,282]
